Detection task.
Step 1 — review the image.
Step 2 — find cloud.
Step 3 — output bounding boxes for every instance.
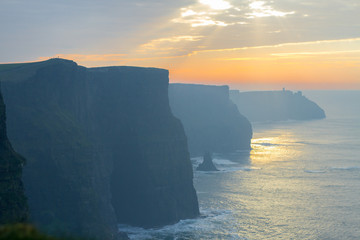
[41,37,360,64]
[188,37,360,55]
[139,35,203,50]
[2,0,360,85]
[170,0,238,28]
[171,0,297,28]
[172,5,234,27]
[246,1,295,18]
[172,14,230,27]
[136,35,204,56]
[271,50,360,57]
[199,0,232,10]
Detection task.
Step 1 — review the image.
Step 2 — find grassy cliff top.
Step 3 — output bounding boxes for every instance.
[0,58,168,82]
[0,59,77,83]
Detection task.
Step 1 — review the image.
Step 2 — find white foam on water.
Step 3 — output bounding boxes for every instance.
[216,166,261,173]
[253,142,283,147]
[213,158,238,165]
[304,169,327,173]
[118,209,245,240]
[194,165,261,174]
[330,166,360,171]
[191,157,203,165]
[193,156,260,175]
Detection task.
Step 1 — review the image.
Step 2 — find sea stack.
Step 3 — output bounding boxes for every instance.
[196,152,218,171]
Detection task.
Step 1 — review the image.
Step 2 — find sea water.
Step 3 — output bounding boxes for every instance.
[119,91,360,240]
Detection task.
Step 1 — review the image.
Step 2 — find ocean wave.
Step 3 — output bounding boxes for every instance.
[252,142,283,147]
[304,169,326,173]
[213,158,238,165]
[191,157,203,166]
[330,166,360,171]
[194,165,261,175]
[217,166,261,173]
[304,166,360,173]
[118,209,240,240]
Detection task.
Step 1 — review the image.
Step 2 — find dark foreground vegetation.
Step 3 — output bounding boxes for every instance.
[0,224,86,240]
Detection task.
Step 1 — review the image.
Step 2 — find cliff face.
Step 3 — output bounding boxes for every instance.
[0,59,198,238]
[0,89,28,224]
[169,84,252,156]
[230,90,326,122]
[87,67,199,227]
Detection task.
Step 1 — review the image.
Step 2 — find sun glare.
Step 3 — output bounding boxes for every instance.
[181,9,197,17]
[199,0,232,10]
[250,135,300,164]
[250,1,266,10]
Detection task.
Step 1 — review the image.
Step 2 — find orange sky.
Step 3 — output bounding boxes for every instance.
[40,38,360,90]
[2,0,360,90]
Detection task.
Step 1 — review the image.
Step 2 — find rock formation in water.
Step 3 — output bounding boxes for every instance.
[196,152,218,171]
[230,89,326,122]
[0,88,28,224]
[169,84,252,156]
[0,59,199,239]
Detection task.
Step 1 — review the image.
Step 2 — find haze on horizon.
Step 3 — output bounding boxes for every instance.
[1,0,360,90]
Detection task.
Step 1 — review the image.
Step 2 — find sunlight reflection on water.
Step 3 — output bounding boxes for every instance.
[120,117,360,240]
[250,133,303,165]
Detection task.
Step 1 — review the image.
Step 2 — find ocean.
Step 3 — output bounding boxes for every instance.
[119,91,360,240]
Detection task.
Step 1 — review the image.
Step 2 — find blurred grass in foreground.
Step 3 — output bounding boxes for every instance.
[0,224,85,240]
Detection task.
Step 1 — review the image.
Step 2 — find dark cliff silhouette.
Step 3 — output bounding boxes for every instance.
[0,88,28,225]
[169,84,252,156]
[196,152,218,171]
[230,89,326,122]
[0,59,198,239]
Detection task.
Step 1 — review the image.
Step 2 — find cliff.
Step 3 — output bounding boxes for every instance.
[0,59,199,238]
[169,84,252,156]
[230,90,326,122]
[0,89,28,224]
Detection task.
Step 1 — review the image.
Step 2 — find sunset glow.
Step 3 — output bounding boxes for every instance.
[1,2,360,239]
[1,0,360,89]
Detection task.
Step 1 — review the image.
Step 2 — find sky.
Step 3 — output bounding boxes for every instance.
[1,0,360,90]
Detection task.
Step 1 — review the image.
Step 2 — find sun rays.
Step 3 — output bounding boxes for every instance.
[23,0,360,90]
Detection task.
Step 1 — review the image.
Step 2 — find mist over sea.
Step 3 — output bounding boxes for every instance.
[119,91,360,240]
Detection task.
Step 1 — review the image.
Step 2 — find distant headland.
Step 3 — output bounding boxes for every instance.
[230,89,326,122]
